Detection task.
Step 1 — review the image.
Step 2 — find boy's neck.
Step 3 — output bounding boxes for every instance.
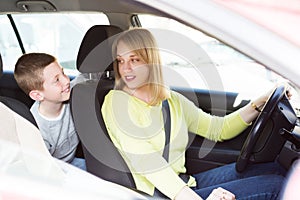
[38,101,64,118]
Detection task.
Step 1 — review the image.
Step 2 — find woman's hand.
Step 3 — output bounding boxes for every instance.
[240,83,292,124]
[174,186,235,200]
[253,82,292,108]
[174,186,203,200]
[206,187,235,200]
[286,86,292,100]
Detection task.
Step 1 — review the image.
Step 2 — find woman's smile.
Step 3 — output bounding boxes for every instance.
[124,75,136,82]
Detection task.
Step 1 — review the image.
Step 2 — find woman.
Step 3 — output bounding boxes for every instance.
[101,28,286,200]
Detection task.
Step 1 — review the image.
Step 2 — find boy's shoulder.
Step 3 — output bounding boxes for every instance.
[30,101,71,120]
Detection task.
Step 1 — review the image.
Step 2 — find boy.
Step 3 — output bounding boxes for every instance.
[14,53,86,170]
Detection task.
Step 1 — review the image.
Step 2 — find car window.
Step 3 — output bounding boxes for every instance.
[0,15,23,70]
[138,14,286,99]
[0,13,109,76]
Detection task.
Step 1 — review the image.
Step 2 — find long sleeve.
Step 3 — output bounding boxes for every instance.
[177,92,250,142]
[101,90,250,199]
[102,90,187,199]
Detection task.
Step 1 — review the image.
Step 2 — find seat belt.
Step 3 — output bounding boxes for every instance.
[162,99,171,161]
[152,100,171,198]
[162,99,190,183]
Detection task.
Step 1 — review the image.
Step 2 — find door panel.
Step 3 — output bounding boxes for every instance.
[172,87,251,174]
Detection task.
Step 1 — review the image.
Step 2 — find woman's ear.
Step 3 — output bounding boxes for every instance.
[29,90,44,101]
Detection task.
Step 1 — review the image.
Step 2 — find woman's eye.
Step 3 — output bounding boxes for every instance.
[117,59,124,64]
[131,59,139,63]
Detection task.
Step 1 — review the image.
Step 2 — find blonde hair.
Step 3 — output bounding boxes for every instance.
[112,28,169,105]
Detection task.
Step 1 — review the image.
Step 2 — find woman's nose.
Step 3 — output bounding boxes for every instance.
[121,60,132,72]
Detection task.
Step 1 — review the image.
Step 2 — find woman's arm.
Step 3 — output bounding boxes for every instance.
[239,85,291,124]
[218,87,277,140]
[239,89,271,124]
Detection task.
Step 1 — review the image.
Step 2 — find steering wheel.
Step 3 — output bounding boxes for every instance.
[235,85,287,172]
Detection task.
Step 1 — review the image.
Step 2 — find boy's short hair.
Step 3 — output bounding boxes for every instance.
[14,53,56,95]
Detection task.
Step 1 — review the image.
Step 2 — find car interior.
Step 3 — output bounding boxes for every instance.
[1,0,300,198]
[71,14,300,198]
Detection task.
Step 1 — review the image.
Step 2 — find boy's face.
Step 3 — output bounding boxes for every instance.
[39,61,71,103]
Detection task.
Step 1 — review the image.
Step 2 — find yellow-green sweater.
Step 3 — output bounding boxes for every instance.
[101,90,249,199]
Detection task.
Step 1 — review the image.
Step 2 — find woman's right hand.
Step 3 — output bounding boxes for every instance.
[206,187,235,200]
[174,186,235,200]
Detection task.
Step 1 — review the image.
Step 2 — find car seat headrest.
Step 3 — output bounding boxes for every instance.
[76,25,122,74]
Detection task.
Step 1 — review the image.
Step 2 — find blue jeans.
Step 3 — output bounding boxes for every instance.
[192,162,286,200]
[70,157,87,171]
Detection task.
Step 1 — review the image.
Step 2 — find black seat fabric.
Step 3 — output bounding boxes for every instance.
[0,54,37,127]
[71,25,138,189]
[0,96,37,127]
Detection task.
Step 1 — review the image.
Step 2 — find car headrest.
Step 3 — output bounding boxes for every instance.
[0,53,3,78]
[76,25,122,74]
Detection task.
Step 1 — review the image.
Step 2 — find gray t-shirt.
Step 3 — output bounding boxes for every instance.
[30,101,79,162]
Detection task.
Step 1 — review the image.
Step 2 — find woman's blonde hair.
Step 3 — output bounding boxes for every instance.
[112,28,169,105]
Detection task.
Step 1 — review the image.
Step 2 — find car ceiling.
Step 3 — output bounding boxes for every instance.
[0,0,163,15]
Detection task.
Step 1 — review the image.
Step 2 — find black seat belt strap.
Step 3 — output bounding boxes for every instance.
[162,99,171,162]
[161,99,190,184]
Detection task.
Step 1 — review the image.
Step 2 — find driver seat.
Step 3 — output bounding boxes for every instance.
[71,25,138,189]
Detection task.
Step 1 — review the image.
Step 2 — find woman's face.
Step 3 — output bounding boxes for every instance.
[116,41,150,90]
